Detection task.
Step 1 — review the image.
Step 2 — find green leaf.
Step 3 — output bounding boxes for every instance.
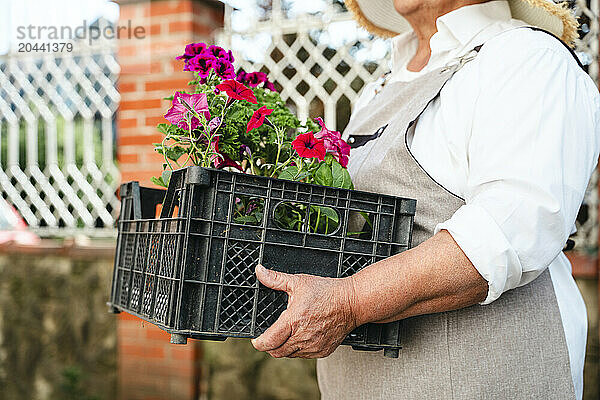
[318,206,339,224]
[359,211,373,229]
[157,124,169,134]
[234,215,258,224]
[314,163,333,186]
[346,231,367,236]
[164,146,187,162]
[151,176,168,188]
[278,166,299,181]
[157,123,183,138]
[324,153,334,166]
[331,161,353,189]
[161,170,172,187]
[157,124,172,135]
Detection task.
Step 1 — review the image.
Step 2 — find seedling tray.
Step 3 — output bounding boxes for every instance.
[108,166,416,358]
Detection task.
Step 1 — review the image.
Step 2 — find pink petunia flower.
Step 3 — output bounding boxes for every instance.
[246,106,274,133]
[208,117,221,134]
[216,80,258,104]
[164,92,210,131]
[314,117,351,167]
[292,132,326,160]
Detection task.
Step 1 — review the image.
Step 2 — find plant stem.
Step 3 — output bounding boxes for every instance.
[161,136,174,171]
[249,155,257,175]
[271,157,293,177]
[294,158,304,180]
[272,141,282,177]
[314,206,321,234]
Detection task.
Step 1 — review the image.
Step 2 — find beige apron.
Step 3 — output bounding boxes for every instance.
[317,37,575,399]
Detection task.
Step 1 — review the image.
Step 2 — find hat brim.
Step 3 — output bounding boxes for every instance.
[346,0,578,45]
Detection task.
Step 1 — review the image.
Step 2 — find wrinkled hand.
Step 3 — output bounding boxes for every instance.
[251,264,358,359]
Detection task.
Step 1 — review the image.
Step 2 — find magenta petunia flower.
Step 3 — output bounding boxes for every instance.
[184,53,216,78]
[176,43,207,61]
[235,69,276,92]
[236,69,247,83]
[264,80,276,92]
[213,58,236,80]
[245,72,269,87]
[226,50,235,63]
[164,92,210,131]
[216,80,258,104]
[292,132,326,160]
[246,106,274,133]
[206,45,229,60]
[314,117,351,167]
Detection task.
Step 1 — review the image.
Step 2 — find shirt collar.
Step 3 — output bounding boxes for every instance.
[433,0,512,49]
[391,0,512,69]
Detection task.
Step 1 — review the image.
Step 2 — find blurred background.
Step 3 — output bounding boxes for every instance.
[0,0,597,399]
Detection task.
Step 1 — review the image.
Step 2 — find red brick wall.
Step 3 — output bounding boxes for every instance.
[117,0,224,185]
[118,313,204,400]
[115,1,223,399]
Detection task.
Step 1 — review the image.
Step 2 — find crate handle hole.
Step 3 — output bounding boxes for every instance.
[232,196,265,226]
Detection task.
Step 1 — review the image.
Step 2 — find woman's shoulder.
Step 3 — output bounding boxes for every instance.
[476,27,584,74]
[466,26,600,105]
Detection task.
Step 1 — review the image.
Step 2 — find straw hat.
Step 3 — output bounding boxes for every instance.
[345,0,579,45]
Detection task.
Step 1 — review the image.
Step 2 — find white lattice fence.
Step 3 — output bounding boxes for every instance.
[0,41,120,237]
[219,0,390,131]
[220,0,600,252]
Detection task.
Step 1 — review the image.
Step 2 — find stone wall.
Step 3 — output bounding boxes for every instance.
[202,339,319,399]
[0,244,117,400]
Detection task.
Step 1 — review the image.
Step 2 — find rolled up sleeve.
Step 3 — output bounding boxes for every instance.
[435,42,600,304]
[436,204,522,304]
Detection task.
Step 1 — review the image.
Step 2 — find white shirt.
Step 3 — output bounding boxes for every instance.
[351,1,600,398]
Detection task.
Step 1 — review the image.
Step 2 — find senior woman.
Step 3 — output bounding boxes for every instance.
[251,0,600,398]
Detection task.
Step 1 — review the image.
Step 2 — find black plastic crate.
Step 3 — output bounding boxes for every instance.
[108,166,416,358]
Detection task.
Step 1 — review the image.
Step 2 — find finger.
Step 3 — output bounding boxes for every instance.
[286,348,305,358]
[251,311,292,352]
[268,343,300,359]
[289,350,330,359]
[255,264,295,292]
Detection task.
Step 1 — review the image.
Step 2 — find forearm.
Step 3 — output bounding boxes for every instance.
[347,230,488,326]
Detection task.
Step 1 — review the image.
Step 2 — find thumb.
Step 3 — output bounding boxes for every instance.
[251,311,292,351]
[255,264,294,292]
